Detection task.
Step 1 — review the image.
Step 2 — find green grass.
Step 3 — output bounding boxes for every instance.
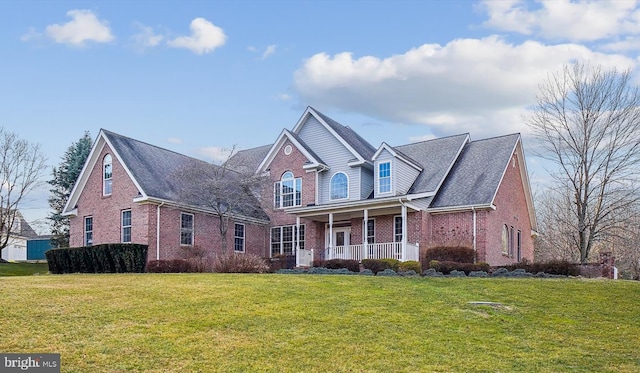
[1,274,639,372]
[0,262,49,276]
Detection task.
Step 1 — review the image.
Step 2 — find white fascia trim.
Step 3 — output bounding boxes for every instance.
[133,196,270,225]
[286,195,421,215]
[61,208,78,217]
[405,192,436,200]
[62,132,104,215]
[256,129,321,173]
[294,107,366,164]
[303,163,329,171]
[428,203,495,214]
[102,133,148,200]
[372,143,422,172]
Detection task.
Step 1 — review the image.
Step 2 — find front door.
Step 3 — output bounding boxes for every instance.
[327,227,351,258]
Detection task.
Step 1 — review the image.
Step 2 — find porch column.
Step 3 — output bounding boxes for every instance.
[328,213,333,259]
[363,209,369,259]
[401,204,407,261]
[295,216,301,267]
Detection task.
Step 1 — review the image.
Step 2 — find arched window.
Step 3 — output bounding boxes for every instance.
[103,154,112,196]
[330,172,348,200]
[274,171,302,208]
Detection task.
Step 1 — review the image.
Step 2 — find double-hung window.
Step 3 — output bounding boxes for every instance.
[180,213,194,246]
[234,223,245,252]
[274,171,302,208]
[366,219,375,244]
[378,162,391,194]
[84,217,93,246]
[271,225,305,257]
[394,216,403,243]
[121,210,132,243]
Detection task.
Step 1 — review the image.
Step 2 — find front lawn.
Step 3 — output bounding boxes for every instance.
[0,262,49,276]
[0,274,638,372]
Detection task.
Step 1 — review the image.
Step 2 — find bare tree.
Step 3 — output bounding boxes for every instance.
[175,147,268,253]
[0,128,47,255]
[527,62,640,263]
[533,188,581,262]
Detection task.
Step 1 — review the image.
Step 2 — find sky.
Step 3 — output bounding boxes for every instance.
[1,0,640,232]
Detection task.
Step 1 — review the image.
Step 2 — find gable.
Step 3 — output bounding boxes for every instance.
[256,129,327,173]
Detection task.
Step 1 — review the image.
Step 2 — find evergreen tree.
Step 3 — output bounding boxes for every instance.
[48,132,92,248]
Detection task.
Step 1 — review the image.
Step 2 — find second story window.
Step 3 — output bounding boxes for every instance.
[103,154,113,196]
[330,172,348,200]
[274,171,302,208]
[378,162,391,194]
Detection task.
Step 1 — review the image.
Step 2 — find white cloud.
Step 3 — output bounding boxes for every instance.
[20,27,43,42]
[167,137,183,144]
[197,146,234,163]
[277,93,291,101]
[167,18,226,55]
[247,45,258,52]
[262,44,277,59]
[480,0,640,42]
[130,22,163,52]
[44,9,114,46]
[293,36,634,137]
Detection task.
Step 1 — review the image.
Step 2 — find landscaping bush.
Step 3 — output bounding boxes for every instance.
[46,244,148,274]
[323,259,360,273]
[146,259,195,273]
[269,255,296,272]
[502,259,580,276]
[429,260,490,275]
[361,258,400,274]
[425,246,474,263]
[212,253,269,273]
[398,260,422,273]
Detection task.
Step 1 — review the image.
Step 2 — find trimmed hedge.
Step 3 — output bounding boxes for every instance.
[398,260,422,273]
[502,259,580,276]
[429,260,490,275]
[46,244,148,274]
[361,258,401,274]
[425,246,474,263]
[322,259,361,273]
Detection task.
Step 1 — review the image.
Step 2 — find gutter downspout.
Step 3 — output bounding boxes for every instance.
[472,206,477,264]
[156,201,165,260]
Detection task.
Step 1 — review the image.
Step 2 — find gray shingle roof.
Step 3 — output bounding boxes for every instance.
[312,108,377,161]
[225,144,272,173]
[430,134,520,208]
[394,134,469,194]
[103,130,268,221]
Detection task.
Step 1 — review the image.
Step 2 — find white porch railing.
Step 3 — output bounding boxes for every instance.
[324,242,419,262]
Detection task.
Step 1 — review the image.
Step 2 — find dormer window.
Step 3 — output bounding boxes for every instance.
[378,161,391,194]
[330,172,348,200]
[274,171,302,208]
[103,154,112,196]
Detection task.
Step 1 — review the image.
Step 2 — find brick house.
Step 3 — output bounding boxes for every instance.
[63,107,537,266]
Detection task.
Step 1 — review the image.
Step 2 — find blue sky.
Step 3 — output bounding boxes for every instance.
[1,0,639,230]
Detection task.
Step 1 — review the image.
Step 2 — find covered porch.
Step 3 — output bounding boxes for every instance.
[288,198,422,267]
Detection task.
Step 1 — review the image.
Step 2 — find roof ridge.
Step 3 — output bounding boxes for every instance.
[395,133,469,148]
[468,132,520,144]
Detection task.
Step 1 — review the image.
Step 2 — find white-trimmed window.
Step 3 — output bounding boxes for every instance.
[330,172,348,200]
[84,216,93,246]
[274,171,302,208]
[121,210,132,243]
[103,154,112,196]
[234,223,245,252]
[394,216,403,242]
[378,162,391,194]
[271,225,305,257]
[180,213,194,246]
[366,219,375,244]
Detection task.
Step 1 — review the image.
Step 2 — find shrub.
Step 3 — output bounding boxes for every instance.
[502,259,579,276]
[429,260,490,275]
[361,259,386,274]
[323,259,360,273]
[269,255,296,272]
[46,244,148,274]
[425,246,474,263]
[212,253,269,273]
[379,258,401,272]
[146,259,195,273]
[399,261,422,273]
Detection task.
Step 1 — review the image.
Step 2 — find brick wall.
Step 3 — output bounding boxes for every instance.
[70,141,269,261]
